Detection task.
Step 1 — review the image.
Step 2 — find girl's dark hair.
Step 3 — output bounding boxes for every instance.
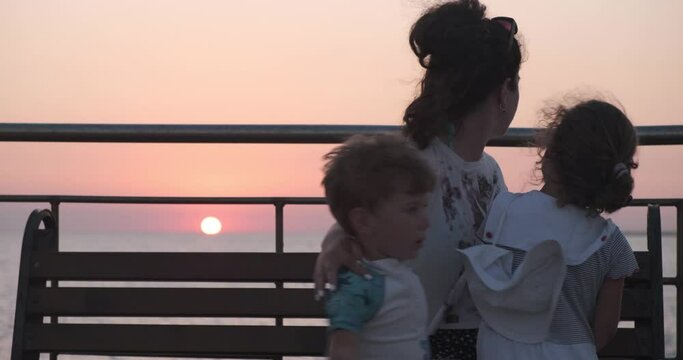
[536,99,638,214]
[403,0,523,148]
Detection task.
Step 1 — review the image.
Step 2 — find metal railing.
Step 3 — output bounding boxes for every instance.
[0,123,682,145]
[1,123,682,358]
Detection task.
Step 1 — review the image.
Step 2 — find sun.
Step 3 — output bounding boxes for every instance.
[200,216,222,235]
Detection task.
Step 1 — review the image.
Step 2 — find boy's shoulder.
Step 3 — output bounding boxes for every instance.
[325,268,386,332]
[334,267,385,300]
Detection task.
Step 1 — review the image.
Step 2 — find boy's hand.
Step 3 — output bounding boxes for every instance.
[313,224,369,300]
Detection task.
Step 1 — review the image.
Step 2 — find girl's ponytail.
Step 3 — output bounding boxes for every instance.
[593,162,637,213]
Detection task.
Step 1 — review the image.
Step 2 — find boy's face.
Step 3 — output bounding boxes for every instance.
[365,190,431,261]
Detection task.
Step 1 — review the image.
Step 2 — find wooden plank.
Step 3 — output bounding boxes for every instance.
[29,287,325,317]
[598,328,649,358]
[28,286,646,321]
[25,324,327,356]
[30,251,648,282]
[30,252,318,282]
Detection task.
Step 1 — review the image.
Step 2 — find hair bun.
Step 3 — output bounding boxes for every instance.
[409,0,487,69]
[593,170,634,213]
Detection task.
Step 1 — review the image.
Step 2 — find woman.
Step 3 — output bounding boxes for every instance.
[315,1,523,358]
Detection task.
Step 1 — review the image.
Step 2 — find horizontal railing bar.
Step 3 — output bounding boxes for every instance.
[0,195,679,206]
[0,195,325,205]
[627,199,683,207]
[0,124,682,145]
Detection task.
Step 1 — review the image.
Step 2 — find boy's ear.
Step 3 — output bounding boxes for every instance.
[348,207,373,237]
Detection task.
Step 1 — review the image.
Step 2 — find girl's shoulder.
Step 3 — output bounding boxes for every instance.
[487,191,616,264]
[599,227,639,278]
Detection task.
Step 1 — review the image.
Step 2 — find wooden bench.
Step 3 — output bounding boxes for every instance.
[11,209,326,359]
[12,206,665,359]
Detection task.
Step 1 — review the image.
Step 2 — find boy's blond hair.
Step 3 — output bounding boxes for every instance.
[322,133,436,235]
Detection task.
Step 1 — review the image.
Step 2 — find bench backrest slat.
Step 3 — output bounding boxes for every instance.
[31,252,317,282]
[29,285,645,321]
[26,324,326,356]
[29,287,325,317]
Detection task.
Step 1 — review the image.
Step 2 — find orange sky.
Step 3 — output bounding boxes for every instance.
[1,0,682,233]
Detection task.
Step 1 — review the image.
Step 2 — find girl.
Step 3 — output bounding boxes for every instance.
[460,99,639,359]
[314,1,523,358]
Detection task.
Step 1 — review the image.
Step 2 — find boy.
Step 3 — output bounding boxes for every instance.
[321,133,436,360]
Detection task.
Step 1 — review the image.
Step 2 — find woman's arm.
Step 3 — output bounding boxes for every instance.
[313,223,368,299]
[328,330,359,360]
[593,277,625,350]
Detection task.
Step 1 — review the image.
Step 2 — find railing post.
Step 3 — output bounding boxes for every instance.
[647,204,665,358]
[49,201,59,360]
[275,202,284,254]
[677,202,683,359]
[274,201,285,360]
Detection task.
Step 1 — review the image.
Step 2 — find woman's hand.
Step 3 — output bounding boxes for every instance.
[313,223,369,300]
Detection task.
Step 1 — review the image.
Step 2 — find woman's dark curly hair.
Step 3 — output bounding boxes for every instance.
[536,99,638,214]
[403,0,523,148]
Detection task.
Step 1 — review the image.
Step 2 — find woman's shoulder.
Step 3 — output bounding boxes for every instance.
[420,140,503,171]
[481,151,503,169]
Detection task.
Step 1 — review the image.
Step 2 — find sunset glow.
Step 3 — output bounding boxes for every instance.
[1,0,681,231]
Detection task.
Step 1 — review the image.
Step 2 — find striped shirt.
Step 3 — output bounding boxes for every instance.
[506,229,639,344]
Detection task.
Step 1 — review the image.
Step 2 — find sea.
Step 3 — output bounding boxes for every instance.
[0,229,677,359]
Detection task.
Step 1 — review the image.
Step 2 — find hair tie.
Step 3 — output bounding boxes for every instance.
[613,162,630,179]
